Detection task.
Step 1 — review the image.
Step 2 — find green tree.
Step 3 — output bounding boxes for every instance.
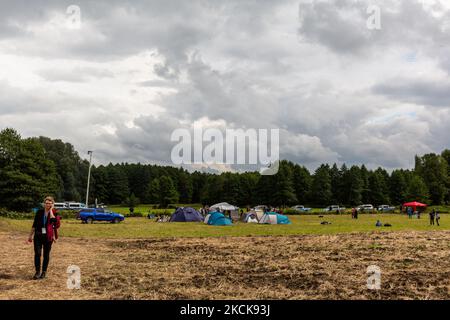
[126,193,140,211]
[442,149,450,203]
[329,164,341,204]
[292,164,312,205]
[177,170,193,204]
[415,153,448,204]
[360,165,371,203]
[272,161,297,207]
[345,166,363,205]
[368,171,389,206]
[106,164,130,204]
[35,136,85,201]
[407,175,429,203]
[389,170,408,205]
[147,178,160,204]
[0,129,59,211]
[311,164,332,205]
[159,175,179,208]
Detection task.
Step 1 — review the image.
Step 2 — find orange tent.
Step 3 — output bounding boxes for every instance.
[403,201,427,212]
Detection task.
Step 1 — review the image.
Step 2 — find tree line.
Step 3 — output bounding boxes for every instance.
[1,128,449,211]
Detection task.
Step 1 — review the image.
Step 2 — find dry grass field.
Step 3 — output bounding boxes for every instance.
[1,228,449,300]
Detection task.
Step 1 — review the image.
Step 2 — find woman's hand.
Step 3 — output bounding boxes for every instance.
[49,207,55,219]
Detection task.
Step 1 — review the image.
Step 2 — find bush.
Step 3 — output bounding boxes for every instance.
[56,210,79,219]
[283,209,301,215]
[0,208,80,220]
[0,208,34,219]
[123,212,145,218]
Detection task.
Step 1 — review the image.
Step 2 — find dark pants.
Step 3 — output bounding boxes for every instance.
[430,218,434,225]
[436,218,440,226]
[34,234,52,273]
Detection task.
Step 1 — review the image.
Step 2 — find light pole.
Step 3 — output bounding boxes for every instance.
[85,151,93,208]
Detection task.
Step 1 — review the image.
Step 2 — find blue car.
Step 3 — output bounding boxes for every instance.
[78,208,125,224]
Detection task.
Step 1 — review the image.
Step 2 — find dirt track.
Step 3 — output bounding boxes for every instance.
[1,230,449,299]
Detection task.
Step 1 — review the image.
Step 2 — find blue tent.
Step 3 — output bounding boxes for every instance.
[170,207,203,222]
[205,211,232,226]
[259,212,291,225]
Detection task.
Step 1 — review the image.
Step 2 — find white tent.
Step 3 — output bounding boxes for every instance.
[242,212,259,223]
[253,209,265,220]
[259,212,291,225]
[209,202,240,221]
[259,213,278,224]
[251,205,268,220]
[209,202,239,211]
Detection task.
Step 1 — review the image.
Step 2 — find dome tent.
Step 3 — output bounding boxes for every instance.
[259,212,291,225]
[241,212,259,223]
[204,211,233,226]
[251,205,268,220]
[170,207,203,222]
[209,202,240,221]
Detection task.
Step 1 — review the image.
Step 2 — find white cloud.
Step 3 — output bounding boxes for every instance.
[0,0,449,171]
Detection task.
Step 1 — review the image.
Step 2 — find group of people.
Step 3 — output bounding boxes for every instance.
[405,206,421,219]
[429,209,441,226]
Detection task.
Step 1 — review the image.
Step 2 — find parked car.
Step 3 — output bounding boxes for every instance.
[291,205,312,212]
[79,208,125,224]
[323,205,346,213]
[377,205,395,212]
[357,204,374,212]
[66,202,87,210]
[54,202,68,210]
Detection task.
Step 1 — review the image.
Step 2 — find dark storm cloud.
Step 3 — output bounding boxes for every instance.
[373,79,450,107]
[1,0,450,171]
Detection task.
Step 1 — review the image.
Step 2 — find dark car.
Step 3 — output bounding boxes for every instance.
[78,208,125,224]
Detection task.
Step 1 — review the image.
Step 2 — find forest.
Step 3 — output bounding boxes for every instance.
[1,128,449,211]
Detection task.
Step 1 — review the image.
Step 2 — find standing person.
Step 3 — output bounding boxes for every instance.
[430,209,435,225]
[435,210,440,226]
[407,207,412,219]
[354,208,358,219]
[28,196,61,280]
[351,208,355,219]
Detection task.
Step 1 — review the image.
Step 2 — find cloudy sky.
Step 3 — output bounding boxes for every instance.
[1,0,450,172]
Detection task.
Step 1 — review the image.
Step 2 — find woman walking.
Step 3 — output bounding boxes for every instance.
[28,196,61,280]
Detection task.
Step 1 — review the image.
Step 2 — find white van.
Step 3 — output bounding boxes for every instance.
[67,202,87,210]
[54,202,68,210]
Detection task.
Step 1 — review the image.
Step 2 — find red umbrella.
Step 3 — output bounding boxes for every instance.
[403,201,427,212]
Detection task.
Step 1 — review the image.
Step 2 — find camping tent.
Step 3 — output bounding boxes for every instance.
[252,205,268,220]
[241,212,259,223]
[259,212,291,225]
[403,201,427,212]
[209,202,240,221]
[170,207,203,222]
[204,212,233,226]
[210,202,239,211]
